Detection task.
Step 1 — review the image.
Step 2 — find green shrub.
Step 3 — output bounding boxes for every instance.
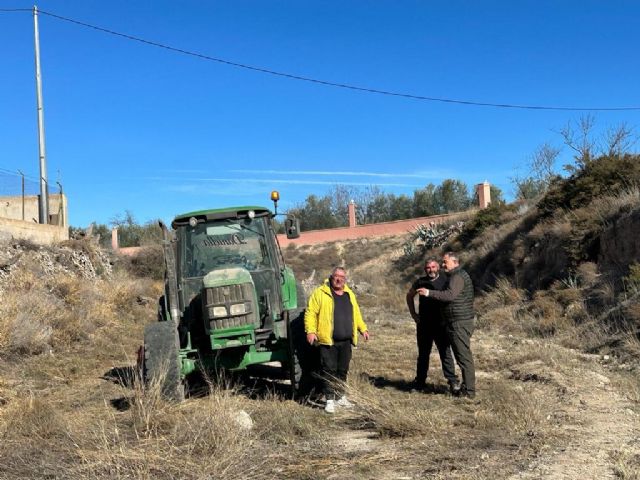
[538,154,640,217]
[458,202,516,246]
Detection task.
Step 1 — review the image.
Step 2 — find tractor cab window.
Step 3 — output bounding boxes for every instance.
[181,218,270,278]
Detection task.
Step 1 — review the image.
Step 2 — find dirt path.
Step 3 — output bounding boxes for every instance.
[507,345,639,479]
[326,328,640,480]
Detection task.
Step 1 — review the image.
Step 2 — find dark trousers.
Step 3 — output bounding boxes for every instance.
[446,320,475,394]
[416,321,458,385]
[319,339,352,399]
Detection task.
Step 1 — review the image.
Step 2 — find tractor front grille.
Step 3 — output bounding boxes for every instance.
[202,282,258,330]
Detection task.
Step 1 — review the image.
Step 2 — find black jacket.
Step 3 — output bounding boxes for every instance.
[429,267,475,323]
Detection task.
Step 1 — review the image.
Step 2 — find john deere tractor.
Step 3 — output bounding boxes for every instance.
[141,193,307,401]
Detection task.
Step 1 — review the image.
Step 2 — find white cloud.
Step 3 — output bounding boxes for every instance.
[229,169,449,179]
[149,176,422,187]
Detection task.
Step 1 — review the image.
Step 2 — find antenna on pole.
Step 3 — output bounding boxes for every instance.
[33,5,49,224]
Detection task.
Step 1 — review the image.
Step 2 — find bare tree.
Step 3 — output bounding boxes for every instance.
[603,122,637,158]
[558,114,597,170]
[529,142,561,185]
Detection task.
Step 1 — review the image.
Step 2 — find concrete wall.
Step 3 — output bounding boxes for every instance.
[277,211,472,247]
[0,193,68,227]
[0,216,69,244]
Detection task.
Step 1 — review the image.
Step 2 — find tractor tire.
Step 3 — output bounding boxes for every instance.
[157,295,168,322]
[287,308,305,398]
[143,321,185,402]
[287,281,315,399]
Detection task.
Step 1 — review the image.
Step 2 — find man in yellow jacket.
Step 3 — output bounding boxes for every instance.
[304,266,369,413]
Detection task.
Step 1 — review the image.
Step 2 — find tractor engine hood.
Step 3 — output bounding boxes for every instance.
[202,266,253,289]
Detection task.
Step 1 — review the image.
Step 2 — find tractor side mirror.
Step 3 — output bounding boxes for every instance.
[285,217,300,239]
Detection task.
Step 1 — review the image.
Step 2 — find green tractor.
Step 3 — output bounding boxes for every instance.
[141,193,308,401]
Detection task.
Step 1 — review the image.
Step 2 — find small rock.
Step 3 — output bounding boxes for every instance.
[233,410,253,430]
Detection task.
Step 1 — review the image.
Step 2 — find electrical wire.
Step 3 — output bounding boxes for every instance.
[3,7,640,111]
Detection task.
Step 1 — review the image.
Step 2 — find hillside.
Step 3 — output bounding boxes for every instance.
[0,154,639,479]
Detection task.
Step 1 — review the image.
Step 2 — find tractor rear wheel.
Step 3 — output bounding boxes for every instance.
[143,321,185,402]
[287,281,309,398]
[287,309,304,397]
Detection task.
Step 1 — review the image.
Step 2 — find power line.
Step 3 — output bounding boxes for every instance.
[4,8,640,111]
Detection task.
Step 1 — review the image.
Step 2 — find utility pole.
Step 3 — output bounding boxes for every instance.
[33,5,49,224]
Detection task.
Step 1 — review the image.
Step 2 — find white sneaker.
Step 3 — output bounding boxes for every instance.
[324,399,336,414]
[336,395,354,408]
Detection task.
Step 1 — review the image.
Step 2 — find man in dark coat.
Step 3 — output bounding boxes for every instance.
[417,252,476,398]
[406,257,458,392]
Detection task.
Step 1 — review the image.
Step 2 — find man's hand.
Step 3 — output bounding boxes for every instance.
[416,287,430,297]
[410,312,420,323]
[306,333,317,345]
[362,331,370,341]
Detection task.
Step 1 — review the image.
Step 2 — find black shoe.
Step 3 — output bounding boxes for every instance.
[454,385,475,399]
[408,380,426,392]
[448,381,461,396]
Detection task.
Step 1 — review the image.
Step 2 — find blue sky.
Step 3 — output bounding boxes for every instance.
[1,1,639,227]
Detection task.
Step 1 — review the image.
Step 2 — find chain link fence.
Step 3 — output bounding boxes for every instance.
[0,168,63,223]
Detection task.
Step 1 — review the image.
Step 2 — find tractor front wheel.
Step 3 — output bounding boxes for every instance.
[143,322,185,402]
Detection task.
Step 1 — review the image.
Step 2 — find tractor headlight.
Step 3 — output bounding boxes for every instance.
[210,306,227,318]
[229,303,246,315]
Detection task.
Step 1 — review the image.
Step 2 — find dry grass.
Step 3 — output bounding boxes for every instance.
[0,369,266,479]
[2,213,640,479]
[0,301,569,479]
[611,447,640,480]
[589,186,640,226]
[0,267,157,357]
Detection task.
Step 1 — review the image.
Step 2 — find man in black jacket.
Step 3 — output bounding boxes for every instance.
[406,258,458,393]
[417,252,476,398]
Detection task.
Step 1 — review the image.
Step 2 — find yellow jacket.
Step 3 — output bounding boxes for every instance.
[304,280,368,346]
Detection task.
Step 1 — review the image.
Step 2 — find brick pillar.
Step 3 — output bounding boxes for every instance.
[111,227,119,250]
[348,200,356,227]
[476,181,491,209]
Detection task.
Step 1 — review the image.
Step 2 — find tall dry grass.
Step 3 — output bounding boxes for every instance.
[0,369,268,479]
[0,265,157,358]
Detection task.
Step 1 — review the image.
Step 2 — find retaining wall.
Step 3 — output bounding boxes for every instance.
[0,216,69,244]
